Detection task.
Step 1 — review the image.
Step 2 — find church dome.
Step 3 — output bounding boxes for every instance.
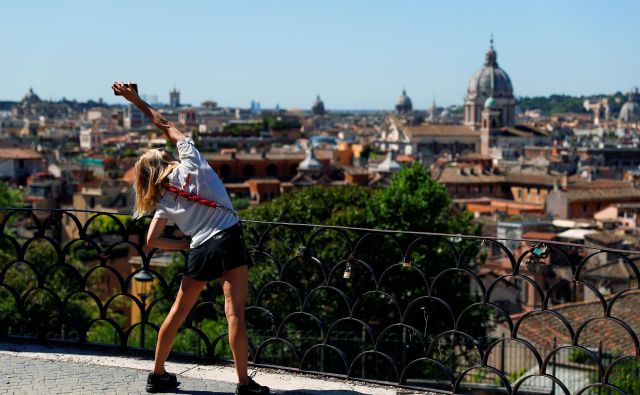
[21,88,41,104]
[395,89,413,113]
[311,95,325,115]
[619,87,640,123]
[466,44,513,99]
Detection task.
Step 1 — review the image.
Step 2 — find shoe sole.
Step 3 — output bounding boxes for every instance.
[146,381,180,393]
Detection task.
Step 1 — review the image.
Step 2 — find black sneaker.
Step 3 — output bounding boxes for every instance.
[146,371,179,393]
[236,377,270,395]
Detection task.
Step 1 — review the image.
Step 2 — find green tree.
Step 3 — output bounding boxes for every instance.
[0,181,24,208]
[241,163,489,375]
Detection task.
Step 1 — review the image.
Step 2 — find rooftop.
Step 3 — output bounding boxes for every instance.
[563,187,640,203]
[0,148,42,160]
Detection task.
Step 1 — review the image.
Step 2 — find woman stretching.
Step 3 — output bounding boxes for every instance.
[112,81,269,394]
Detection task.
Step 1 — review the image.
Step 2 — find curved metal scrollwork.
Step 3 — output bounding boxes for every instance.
[0,208,639,394]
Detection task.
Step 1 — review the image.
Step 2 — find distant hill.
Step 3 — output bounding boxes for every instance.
[517,92,627,116]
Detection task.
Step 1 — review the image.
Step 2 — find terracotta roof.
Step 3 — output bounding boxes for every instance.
[396,154,415,162]
[402,123,478,138]
[584,232,627,246]
[506,172,558,186]
[564,187,640,203]
[500,127,532,138]
[438,167,505,184]
[0,148,42,160]
[521,231,558,241]
[502,125,551,137]
[582,259,637,281]
[568,179,631,190]
[203,153,306,161]
[512,293,640,353]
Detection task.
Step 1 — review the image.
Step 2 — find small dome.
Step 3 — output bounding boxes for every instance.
[395,89,413,114]
[619,87,640,123]
[311,95,325,115]
[484,96,497,109]
[21,88,41,103]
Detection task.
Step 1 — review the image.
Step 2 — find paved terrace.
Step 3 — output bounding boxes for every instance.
[0,342,435,395]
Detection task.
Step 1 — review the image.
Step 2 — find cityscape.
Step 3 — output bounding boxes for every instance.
[1,1,640,394]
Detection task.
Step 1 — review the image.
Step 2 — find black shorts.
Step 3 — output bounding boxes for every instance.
[186,222,253,281]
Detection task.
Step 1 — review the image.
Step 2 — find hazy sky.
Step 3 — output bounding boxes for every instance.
[1,0,638,109]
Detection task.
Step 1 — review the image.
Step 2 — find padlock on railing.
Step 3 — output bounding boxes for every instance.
[343,262,352,279]
[343,254,355,279]
[526,243,549,273]
[296,245,307,264]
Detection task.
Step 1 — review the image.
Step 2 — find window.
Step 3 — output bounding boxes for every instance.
[242,164,255,178]
[266,164,278,177]
[583,203,588,213]
[220,164,231,178]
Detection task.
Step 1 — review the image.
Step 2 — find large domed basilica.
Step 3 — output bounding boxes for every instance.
[464,39,516,129]
[618,87,640,125]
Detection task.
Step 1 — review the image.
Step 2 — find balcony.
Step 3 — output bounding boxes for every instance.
[0,208,639,394]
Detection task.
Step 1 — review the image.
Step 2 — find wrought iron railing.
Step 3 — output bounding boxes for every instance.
[0,208,639,394]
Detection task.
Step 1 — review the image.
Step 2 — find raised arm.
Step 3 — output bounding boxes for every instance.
[112,81,185,144]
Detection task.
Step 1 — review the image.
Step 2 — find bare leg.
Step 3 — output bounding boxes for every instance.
[152,275,206,374]
[220,265,249,385]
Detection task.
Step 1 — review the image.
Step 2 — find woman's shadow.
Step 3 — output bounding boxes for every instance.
[173,390,369,394]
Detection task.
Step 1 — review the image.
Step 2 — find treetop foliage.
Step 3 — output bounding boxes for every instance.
[0,181,24,208]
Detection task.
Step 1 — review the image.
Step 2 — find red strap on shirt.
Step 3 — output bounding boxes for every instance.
[163,184,237,216]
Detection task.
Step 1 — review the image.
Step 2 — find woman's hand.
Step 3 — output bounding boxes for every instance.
[112,80,186,143]
[112,81,139,102]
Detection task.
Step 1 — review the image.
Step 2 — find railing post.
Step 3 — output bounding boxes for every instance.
[140,293,147,349]
[53,211,63,244]
[500,333,505,376]
[598,340,603,395]
[551,337,557,395]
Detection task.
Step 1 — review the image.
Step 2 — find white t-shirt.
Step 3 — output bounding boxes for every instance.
[153,137,238,248]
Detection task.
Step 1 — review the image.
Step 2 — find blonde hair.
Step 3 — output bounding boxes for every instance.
[132,149,179,219]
